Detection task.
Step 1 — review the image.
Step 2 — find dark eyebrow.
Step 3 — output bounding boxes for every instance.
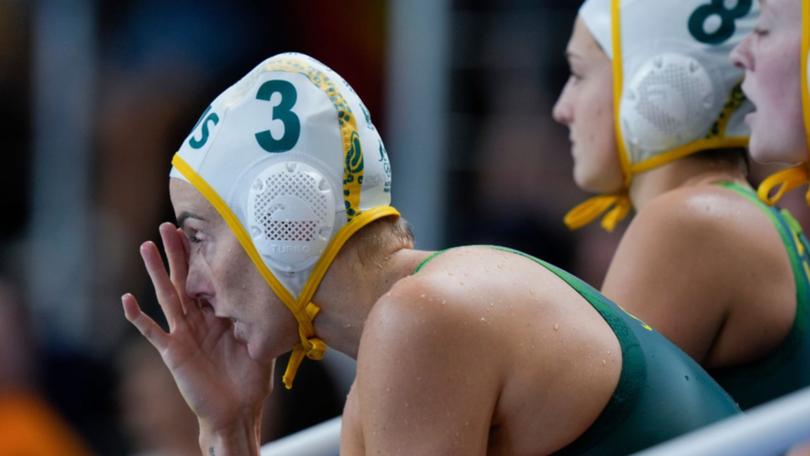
[177,211,207,228]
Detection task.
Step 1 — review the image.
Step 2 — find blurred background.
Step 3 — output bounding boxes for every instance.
[0,0,806,454]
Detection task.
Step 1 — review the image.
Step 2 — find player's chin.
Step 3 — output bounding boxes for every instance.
[246,334,282,365]
[573,165,614,194]
[748,132,806,166]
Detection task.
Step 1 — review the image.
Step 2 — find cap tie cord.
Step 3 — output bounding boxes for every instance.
[281,206,401,389]
[757,165,810,206]
[564,192,632,232]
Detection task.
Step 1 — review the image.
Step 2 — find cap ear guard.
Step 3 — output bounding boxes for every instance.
[247,160,337,273]
[621,53,716,162]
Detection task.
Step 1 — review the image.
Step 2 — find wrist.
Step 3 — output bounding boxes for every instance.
[198,417,261,456]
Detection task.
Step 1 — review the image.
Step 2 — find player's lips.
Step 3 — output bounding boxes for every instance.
[232,320,247,343]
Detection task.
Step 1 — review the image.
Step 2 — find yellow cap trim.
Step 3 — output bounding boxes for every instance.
[802,0,810,160]
[611,0,633,186]
[631,137,749,174]
[172,155,297,306]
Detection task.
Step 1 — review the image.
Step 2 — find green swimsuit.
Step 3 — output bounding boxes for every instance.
[416,247,740,455]
[708,182,810,410]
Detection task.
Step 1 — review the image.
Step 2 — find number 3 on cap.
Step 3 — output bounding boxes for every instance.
[688,0,752,45]
[255,79,301,153]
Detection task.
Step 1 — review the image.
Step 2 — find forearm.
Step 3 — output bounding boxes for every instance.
[198,418,262,456]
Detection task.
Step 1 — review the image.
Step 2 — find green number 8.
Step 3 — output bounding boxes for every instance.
[255,79,301,153]
[688,0,752,45]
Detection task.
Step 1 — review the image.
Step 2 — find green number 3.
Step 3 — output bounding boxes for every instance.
[688,0,752,45]
[255,79,301,153]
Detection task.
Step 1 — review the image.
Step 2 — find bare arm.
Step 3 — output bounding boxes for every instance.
[353,285,503,455]
[601,191,734,362]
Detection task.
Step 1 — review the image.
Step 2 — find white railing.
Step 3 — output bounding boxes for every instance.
[260,387,810,455]
[260,416,341,456]
[636,386,810,456]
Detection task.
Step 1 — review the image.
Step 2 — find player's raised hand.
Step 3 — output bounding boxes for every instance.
[122,222,272,450]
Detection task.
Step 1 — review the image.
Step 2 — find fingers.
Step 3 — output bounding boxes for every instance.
[140,241,185,331]
[160,222,190,313]
[159,223,209,336]
[122,293,169,349]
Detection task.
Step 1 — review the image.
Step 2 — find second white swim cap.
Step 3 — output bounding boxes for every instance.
[566,0,757,231]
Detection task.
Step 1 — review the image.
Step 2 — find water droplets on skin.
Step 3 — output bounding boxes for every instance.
[553,323,560,332]
[601,359,607,367]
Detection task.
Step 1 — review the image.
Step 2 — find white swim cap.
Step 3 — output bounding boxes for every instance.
[566,0,757,231]
[170,53,398,388]
[757,1,810,206]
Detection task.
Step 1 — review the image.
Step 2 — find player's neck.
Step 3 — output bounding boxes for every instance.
[628,154,748,211]
[312,247,431,358]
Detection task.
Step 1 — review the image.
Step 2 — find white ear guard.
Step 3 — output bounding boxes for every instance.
[621,52,716,162]
[247,160,336,273]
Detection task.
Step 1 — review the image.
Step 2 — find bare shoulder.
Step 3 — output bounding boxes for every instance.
[359,250,504,363]
[631,184,756,244]
[624,183,788,267]
[354,246,622,453]
[352,248,507,453]
[604,183,793,362]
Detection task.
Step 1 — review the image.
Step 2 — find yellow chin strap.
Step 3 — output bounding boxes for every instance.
[172,155,400,390]
[758,0,810,206]
[279,204,400,389]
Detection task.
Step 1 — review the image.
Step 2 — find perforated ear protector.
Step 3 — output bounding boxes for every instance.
[621,53,716,161]
[247,161,336,273]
